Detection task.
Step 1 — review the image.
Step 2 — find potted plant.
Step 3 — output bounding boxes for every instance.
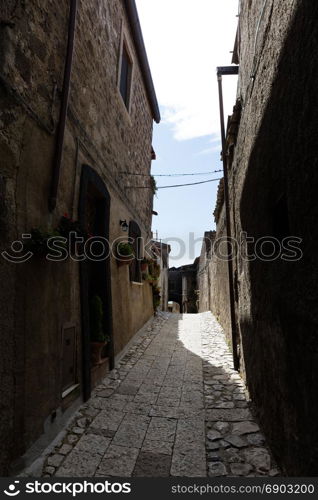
[58,214,86,238]
[147,275,159,285]
[24,227,62,257]
[24,214,88,259]
[116,242,135,267]
[89,295,110,366]
[148,261,160,279]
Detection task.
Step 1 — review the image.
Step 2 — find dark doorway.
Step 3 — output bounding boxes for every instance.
[78,165,113,401]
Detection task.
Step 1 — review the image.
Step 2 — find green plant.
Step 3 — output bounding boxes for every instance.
[116,242,134,257]
[153,262,161,277]
[153,296,161,309]
[148,261,160,279]
[149,277,159,284]
[24,215,88,258]
[24,228,62,256]
[58,214,88,239]
[89,295,108,343]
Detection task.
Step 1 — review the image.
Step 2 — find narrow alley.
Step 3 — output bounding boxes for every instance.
[2,0,318,482]
[37,313,277,478]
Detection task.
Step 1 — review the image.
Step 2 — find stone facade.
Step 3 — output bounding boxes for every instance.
[197,232,214,313]
[198,0,318,475]
[0,0,159,475]
[151,241,171,312]
[169,261,199,314]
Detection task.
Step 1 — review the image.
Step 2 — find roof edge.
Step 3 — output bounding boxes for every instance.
[124,0,161,123]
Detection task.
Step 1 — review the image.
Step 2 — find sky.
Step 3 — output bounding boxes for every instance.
[135,0,239,267]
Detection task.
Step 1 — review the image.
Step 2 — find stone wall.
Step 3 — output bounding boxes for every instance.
[169,262,198,314]
[197,223,231,340]
[199,0,318,475]
[0,0,157,474]
[197,232,213,313]
[151,241,170,312]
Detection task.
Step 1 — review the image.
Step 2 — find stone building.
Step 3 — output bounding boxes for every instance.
[169,260,199,314]
[0,0,160,474]
[151,240,171,312]
[197,231,215,313]
[198,0,318,475]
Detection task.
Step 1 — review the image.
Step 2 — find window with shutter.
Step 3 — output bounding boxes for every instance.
[129,221,142,283]
[119,42,132,109]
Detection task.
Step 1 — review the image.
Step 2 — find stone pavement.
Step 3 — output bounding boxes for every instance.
[40,312,280,477]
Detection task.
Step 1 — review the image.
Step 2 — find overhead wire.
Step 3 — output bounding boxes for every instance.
[158,178,223,189]
[119,169,223,177]
[127,177,223,190]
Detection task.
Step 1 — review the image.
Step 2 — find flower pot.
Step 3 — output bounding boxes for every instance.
[141,262,148,272]
[90,341,108,366]
[148,277,159,285]
[117,254,134,267]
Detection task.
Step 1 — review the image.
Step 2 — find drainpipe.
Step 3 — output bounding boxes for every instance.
[217,66,240,371]
[49,0,77,212]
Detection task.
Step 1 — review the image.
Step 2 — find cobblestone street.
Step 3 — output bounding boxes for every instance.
[40,313,279,477]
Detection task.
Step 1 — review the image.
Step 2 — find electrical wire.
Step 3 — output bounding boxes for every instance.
[127,177,223,190]
[158,178,223,189]
[119,169,222,177]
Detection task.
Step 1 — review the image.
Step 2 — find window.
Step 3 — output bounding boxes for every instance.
[119,42,132,109]
[129,221,142,283]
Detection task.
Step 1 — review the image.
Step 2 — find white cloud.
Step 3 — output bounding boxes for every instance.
[136,0,239,141]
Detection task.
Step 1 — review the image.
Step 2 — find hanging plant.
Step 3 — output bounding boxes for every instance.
[57,214,88,240]
[116,242,135,266]
[148,261,160,279]
[147,276,158,285]
[24,215,88,258]
[23,228,63,257]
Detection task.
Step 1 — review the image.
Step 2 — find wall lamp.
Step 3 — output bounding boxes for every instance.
[120,219,129,232]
